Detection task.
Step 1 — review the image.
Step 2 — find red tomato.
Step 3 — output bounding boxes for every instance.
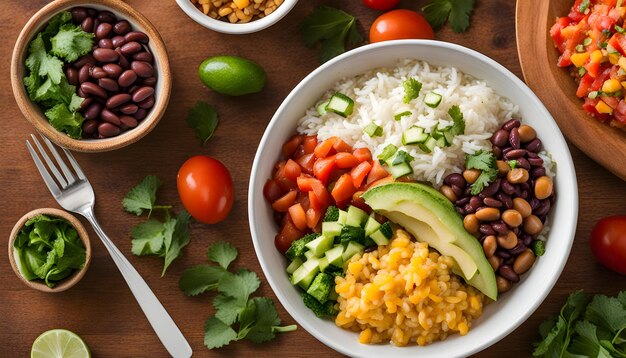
[590,216,626,275]
[362,0,400,11]
[177,156,234,224]
[370,10,434,43]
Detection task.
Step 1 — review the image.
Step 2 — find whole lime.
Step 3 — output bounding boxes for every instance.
[198,56,266,96]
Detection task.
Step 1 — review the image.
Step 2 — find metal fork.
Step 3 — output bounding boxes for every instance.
[26,133,192,358]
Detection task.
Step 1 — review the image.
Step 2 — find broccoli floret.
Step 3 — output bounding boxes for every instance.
[324,265,345,278]
[378,222,393,239]
[302,293,339,318]
[339,225,365,245]
[306,273,334,303]
[323,206,339,222]
[285,233,318,261]
[531,240,546,257]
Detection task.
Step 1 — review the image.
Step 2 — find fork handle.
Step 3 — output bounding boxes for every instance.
[83,210,192,358]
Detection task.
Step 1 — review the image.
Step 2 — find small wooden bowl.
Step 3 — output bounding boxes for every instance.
[10,0,171,152]
[8,208,92,293]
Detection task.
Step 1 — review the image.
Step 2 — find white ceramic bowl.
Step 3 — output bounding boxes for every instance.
[248,40,578,357]
[175,0,298,34]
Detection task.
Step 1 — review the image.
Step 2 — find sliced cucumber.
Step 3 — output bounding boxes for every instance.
[322,221,343,238]
[342,241,365,262]
[286,257,304,274]
[364,216,381,237]
[304,250,316,260]
[305,234,334,257]
[317,99,330,116]
[394,110,412,121]
[418,136,437,154]
[402,126,429,145]
[326,93,354,118]
[292,258,320,290]
[424,92,443,108]
[325,245,344,267]
[338,209,348,225]
[364,122,383,137]
[388,162,413,178]
[345,206,368,227]
[377,144,398,162]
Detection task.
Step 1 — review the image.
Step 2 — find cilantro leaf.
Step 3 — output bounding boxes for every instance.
[470,169,497,195]
[25,34,64,85]
[447,105,465,136]
[218,269,261,302]
[422,0,476,33]
[187,101,219,145]
[533,315,567,357]
[570,321,614,357]
[130,219,166,256]
[162,210,191,276]
[50,24,94,63]
[44,103,84,139]
[204,316,237,349]
[466,150,496,171]
[122,175,166,216]
[214,293,245,325]
[403,77,422,103]
[300,6,362,64]
[179,265,225,296]
[244,297,283,343]
[41,11,72,45]
[207,242,238,270]
[585,294,626,334]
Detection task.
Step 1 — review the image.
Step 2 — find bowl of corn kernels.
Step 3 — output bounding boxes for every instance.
[176,0,297,34]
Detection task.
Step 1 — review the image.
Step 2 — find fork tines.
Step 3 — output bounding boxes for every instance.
[26,134,86,196]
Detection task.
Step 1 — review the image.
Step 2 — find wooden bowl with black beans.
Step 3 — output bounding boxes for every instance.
[11,0,171,152]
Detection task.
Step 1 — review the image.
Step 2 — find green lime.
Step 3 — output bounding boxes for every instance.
[31,329,90,358]
[198,55,266,96]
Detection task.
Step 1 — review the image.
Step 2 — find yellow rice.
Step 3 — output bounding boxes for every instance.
[334,229,485,346]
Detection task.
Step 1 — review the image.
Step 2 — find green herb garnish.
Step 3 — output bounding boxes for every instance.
[466,150,498,195]
[299,6,362,64]
[583,37,592,46]
[179,242,297,349]
[50,24,94,62]
[447,105,466,137]
[13,214,86,288]
[394,111,412,121]
[531,240,546,257]
[187,101,219,145]
[422,0,476,33]
[508,160,518,169]
[403,77,423,103]
[579,0,590,13]
[122,175,171,216]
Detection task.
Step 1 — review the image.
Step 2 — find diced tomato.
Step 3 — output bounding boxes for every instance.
[331,137,352,152]
[335,152,360,168]
[296,175,318,192]
[271,190,297,212]
[308,190,322,211]
[353,148,372,162]
[584,57,602,78]
[331,173,356,203]
[577,73,594,97]
[567,1,585,22]
[614,100,626,123]
[594,15,616,31]
[305,208,323,229]
[288,203,307,231]
[609,33,626,55]
[313,155,336,183]
[295,191,310,212]
[303,136,318,154]
[366,160,389,184]
[367,175,395,189]
[558,49,574,67]
[551,17,571,51]
[295,153,315,175]
[273,162,297,192]
[314,139,335,158]
[350,161,372,188]
[582,97,611,122]
[601,95,620,109]
[263,179,284,202]
[275,218,303,253]
[282,135,303,158]
[311,180,331,207]
[292,145,305,160]
[591,67,612,90]
[283,159,301,181]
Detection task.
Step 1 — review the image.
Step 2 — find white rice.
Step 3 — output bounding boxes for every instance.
[297,59,520,187]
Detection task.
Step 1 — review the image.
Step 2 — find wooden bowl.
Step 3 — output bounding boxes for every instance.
[516,0,626,181]
[8,208,92,293]
[10,0,171,152]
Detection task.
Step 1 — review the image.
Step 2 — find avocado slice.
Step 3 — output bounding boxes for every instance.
[362,182,498,300]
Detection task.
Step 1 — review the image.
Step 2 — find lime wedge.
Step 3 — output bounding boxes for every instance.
[31,329,90,358]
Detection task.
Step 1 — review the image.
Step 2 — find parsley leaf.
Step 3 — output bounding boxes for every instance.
[51,24,94,63]
[207,241,238,270]
[423,0,476,33]
[403,77,422,103]
[130,219,166,256]
[179,265,225,296]
[187,101,219,145]
[123,175,170,216]
[204,316,237,349]
[300,6,362,63]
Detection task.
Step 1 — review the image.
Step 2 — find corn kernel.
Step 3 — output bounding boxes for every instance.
[570,52,590,67]
[348,261,363,275]
[359,328,373,344]
[603,79,622,93]
[458,321,469,335]
[233,0,249,8]
[470,295,481,311]
[596,100,614,114]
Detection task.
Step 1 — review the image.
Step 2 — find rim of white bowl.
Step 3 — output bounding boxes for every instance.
[175,0,298,34]
[248,40,578,357]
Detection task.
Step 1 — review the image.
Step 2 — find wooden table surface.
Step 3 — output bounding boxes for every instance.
[1,0,624,357]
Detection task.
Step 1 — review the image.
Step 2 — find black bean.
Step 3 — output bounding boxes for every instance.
[112,36,126,48]
[534,199,551,217]
[504,149,526,160]
[81,17,94,32]
[517,157,531,170]
[82,119,98,135]
[483,197,503,208]
[528,157,544,167]
[98,38,114,49]
[492,221,509,234]
[502,180,516,195]
[509,243,527,256]
[496,250,512,259]
[498,265,520,282]
[526,138,543,153]
[71,7,88,23]
[97,11,116,23]
[95,23,113,40]
[509,127,521,149]
[455,197,470,206]
[502,118,521,131]
[481,179,501,197]
[134,108,148,120]
[491,129,509,146]
[497,192,513,209]
[492,145,503,159]
[113,20,131,35]
[480,224,496,236]
[124,31,149,43]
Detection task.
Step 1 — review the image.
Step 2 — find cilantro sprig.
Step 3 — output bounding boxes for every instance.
[533,290,626,357]
[123,176,188,276]
[465,150,498,195]
[299,6,363,64]
[187,101,219,145]
[403,77,423,103]
[422,0,476,33]
[179,242,297,349]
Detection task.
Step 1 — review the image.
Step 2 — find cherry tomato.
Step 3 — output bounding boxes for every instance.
[370,10,435,43]
[177,156,234,224]
[363,0,400,11]
[590,216,626,275]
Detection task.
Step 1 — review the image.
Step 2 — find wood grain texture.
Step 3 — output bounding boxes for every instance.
[0,0,624,357]
[516,0,626,181]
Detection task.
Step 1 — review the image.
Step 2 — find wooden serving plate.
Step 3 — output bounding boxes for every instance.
[516,0,626,181]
